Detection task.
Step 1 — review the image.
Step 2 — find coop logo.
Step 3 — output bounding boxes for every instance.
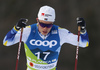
[30,39,57,48]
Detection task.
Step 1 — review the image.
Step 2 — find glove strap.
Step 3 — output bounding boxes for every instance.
[80,29,86,34]
[14,25,20,31]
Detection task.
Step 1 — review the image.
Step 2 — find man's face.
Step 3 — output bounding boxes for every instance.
[38,20,53,36]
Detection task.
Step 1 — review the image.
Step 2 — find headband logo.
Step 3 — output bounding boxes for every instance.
[41,13,52,17]
[41,13,45,16]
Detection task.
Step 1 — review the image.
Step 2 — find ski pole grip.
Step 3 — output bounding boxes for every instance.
[78,26,81,32]
[21,27,24,32]
[76,17,81,32]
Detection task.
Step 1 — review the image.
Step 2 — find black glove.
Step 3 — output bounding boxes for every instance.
[77,17,86,34]
[15,18,28,30]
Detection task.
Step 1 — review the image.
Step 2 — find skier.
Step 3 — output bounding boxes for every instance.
[3,5,89,70]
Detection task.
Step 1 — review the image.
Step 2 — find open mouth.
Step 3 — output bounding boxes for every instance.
[43,31,47,34]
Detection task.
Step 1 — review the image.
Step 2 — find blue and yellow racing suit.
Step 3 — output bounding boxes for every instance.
[3,23,89,70]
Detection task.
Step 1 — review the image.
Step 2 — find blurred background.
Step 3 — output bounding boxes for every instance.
[0,0,100,70]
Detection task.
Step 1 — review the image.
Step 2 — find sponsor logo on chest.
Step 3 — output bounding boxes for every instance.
[30,39,57,48]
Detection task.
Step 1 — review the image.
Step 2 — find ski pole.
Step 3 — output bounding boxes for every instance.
[74,18,81,70]
[15,19,28,70]
[15,27,23,70]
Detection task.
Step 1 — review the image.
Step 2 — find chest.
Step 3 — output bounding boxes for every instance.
[26,28,60,52]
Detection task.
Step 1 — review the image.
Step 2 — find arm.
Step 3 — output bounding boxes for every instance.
[59,17,89,47]
[3,18,29,46]
[59,28,89,47]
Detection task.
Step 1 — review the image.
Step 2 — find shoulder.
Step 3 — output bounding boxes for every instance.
[51,25,70,34]
[22,25,31,34]
[52,25,59,29]
[29,23,38,30]
[24,25,31,30]
[30,23,37,27]
[52,25,69,32]
[58,27,70,34]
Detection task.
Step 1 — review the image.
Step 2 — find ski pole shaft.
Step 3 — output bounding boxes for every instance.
[74,26,81,70]
[15,28,23,70]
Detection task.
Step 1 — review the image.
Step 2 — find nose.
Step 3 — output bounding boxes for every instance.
[43,27,48,29]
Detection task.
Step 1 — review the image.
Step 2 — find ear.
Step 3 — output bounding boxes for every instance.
[36,18,38,21]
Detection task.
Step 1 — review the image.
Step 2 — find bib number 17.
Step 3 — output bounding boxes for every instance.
[35,52,50,60]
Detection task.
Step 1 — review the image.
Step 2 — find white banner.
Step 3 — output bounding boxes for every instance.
[27,59,57,70]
